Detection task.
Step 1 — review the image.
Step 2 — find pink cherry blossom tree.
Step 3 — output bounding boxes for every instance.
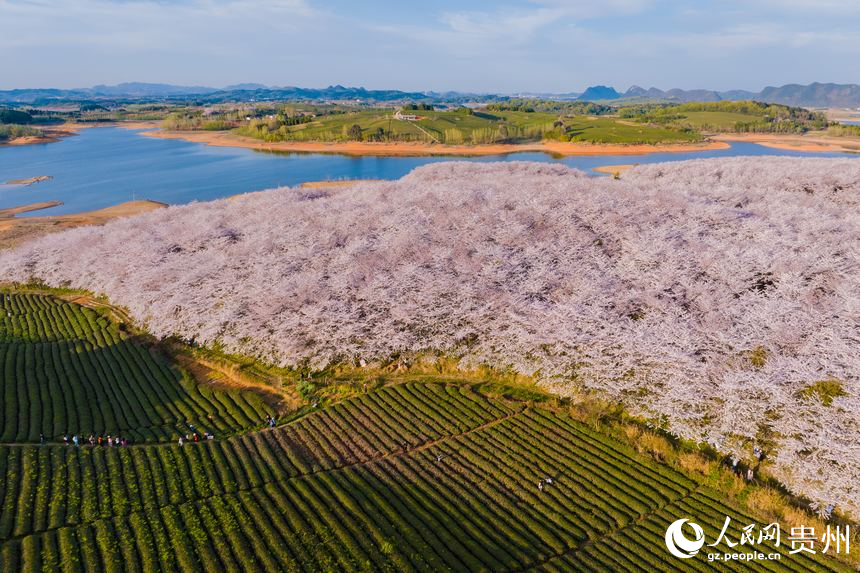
[2,157,858,512]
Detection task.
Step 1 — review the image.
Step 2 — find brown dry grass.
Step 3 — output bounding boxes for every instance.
[635,432,673,462]
[171,350,296,412]
[678,452,714,476]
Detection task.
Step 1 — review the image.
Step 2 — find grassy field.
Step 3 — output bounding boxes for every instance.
[0,291,855,571]
[240,108,558,144]
[546,117,700,144]
[618,101,831,134]
[669,111,763,130]
[215,99,832,146]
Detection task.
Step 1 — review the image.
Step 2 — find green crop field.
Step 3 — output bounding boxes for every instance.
[0,293,274,443]
[240,108,561,144]
[544,117,701,144]
[0,292,853,572]
[617,101,831,134]
[669,111,763,130]
[236,107,701,146]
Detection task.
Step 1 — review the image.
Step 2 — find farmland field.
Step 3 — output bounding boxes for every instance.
[618,101,830,134]
[669,111,762,130]
[236,108,701,145]
[0,291,854,572]
[0,292,275,443]
[544,117,701,144]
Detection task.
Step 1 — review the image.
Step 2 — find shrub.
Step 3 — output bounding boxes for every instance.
[795,379,847,406]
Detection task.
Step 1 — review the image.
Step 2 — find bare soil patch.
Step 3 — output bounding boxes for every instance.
[0,200,167,249]
[714,132,860,153]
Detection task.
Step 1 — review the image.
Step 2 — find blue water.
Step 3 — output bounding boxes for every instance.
[841,120,860,126]
[0,127,856,216]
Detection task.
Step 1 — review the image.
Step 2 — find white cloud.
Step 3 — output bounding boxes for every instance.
[438,7,564,44]
[533,0,655,16]
[735,0,860,13]
[0,0,315,50]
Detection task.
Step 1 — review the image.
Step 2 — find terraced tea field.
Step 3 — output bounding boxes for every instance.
[0,292,853,571]
[1,293,274,442]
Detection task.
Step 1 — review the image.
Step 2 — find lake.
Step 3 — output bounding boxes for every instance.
[1,127,857,216]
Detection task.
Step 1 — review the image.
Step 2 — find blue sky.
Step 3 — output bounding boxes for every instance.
[1,0,858,92]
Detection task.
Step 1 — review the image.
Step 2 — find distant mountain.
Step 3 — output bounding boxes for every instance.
[616,86,722,103]
[89,82,219,97]
[2,81,859,107]
[0,83,431,104]
[757,82,860,107]
[578,83,860,107]
[623,85,648,97]
[223,83,269,91]
[509,92,581,101]
[666,88,721,102]
[577,85,621,101]
[625,86,670,100]
[580,85,723,103]
[424,91,507,103]
[199,85,429,103]
[0,83,221,103]
[0,89,79,104]
[719,89,758,101]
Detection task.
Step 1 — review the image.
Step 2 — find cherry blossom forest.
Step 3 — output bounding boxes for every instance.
[2,158,858,511]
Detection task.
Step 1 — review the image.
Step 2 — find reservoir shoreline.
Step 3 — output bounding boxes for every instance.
[141,127,732,157]
[2,126,858,226]
[8,120,860,157]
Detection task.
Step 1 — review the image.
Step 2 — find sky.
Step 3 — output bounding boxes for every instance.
[1,0,859,93]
